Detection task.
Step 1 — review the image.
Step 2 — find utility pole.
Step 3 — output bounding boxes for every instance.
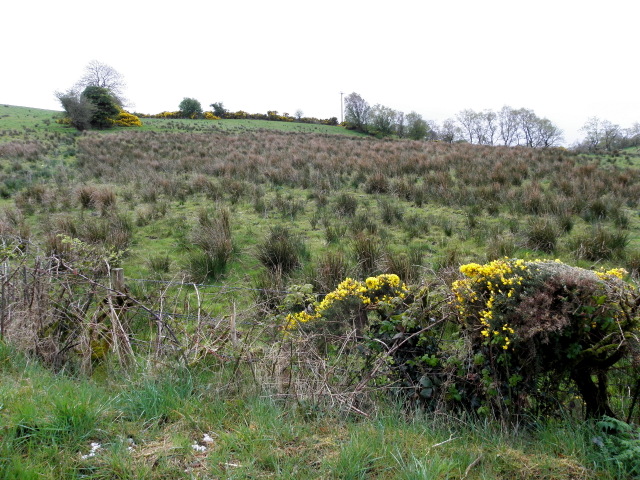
[340,92,344,124]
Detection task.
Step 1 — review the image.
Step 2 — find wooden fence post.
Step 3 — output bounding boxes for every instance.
[111,268,125,292]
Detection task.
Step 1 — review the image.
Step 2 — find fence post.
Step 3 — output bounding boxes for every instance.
[111,268,125,292]
[0,262,5,340]
[230,301,238,347]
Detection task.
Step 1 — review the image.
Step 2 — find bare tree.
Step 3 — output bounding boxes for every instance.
[517,108,540,147]
[580,117,603,152]
[626,122,640,148]
[456,109,477,143]
[483,110,498,146]
[600,119,621,152]
[439,118,459,143]
[75,60,127,106]
[498,106,520,146]
[395,111,406,138]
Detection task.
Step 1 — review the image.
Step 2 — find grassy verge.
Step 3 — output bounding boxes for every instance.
[0,342,625,479]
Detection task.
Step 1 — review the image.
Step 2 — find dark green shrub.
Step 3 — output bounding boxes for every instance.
[178,97,203,119]
[82,86,120,129]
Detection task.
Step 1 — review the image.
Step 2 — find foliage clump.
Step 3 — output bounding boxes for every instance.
[452,259,638,417]
[113,111,142,127]
[282,259,639,420]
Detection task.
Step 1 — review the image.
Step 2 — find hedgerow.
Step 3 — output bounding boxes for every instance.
[281,259,640,421]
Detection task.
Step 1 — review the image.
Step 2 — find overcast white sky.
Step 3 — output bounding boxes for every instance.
[2,0,638,145]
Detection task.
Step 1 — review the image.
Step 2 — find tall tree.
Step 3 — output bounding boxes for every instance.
[580,117,603,152]
[439,118,459,143]
[75,60,127,106]
[344,92,370,132]
[179,98,203,118]
[456,109,478,143]
[406,111,429,140]
[498,106,520,146]
[369,104,397,136]
[395,111,406,138]
[600,119,621,151]
[535,117,564,147]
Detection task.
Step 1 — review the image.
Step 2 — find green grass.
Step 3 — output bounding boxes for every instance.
[0,104,69,138]
[0,343,626,479]
[138,116,368,136]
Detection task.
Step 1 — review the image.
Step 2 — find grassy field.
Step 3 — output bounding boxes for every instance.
[0,105,639,478]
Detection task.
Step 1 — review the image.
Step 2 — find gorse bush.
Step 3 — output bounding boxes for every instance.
[113,111,142,127]
[452,259,638,418]
[283,258,639,421]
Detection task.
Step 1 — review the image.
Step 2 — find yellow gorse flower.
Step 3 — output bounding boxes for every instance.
[285,274,408,331]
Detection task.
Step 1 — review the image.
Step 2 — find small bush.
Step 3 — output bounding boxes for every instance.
[524,217,559,253]
[570,226,629,261]
[187,207,234,280]
[113,111,142,127]
[352,233,384,277]
[257,226,308,274]
[314,250,350,293]
[334,193,358,217]
[378,198,403,225]
[364,172,389,194]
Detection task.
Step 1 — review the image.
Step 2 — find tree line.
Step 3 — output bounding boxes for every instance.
[576,116,640,153]
[55,62,638,151]
[344,92,564,147]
